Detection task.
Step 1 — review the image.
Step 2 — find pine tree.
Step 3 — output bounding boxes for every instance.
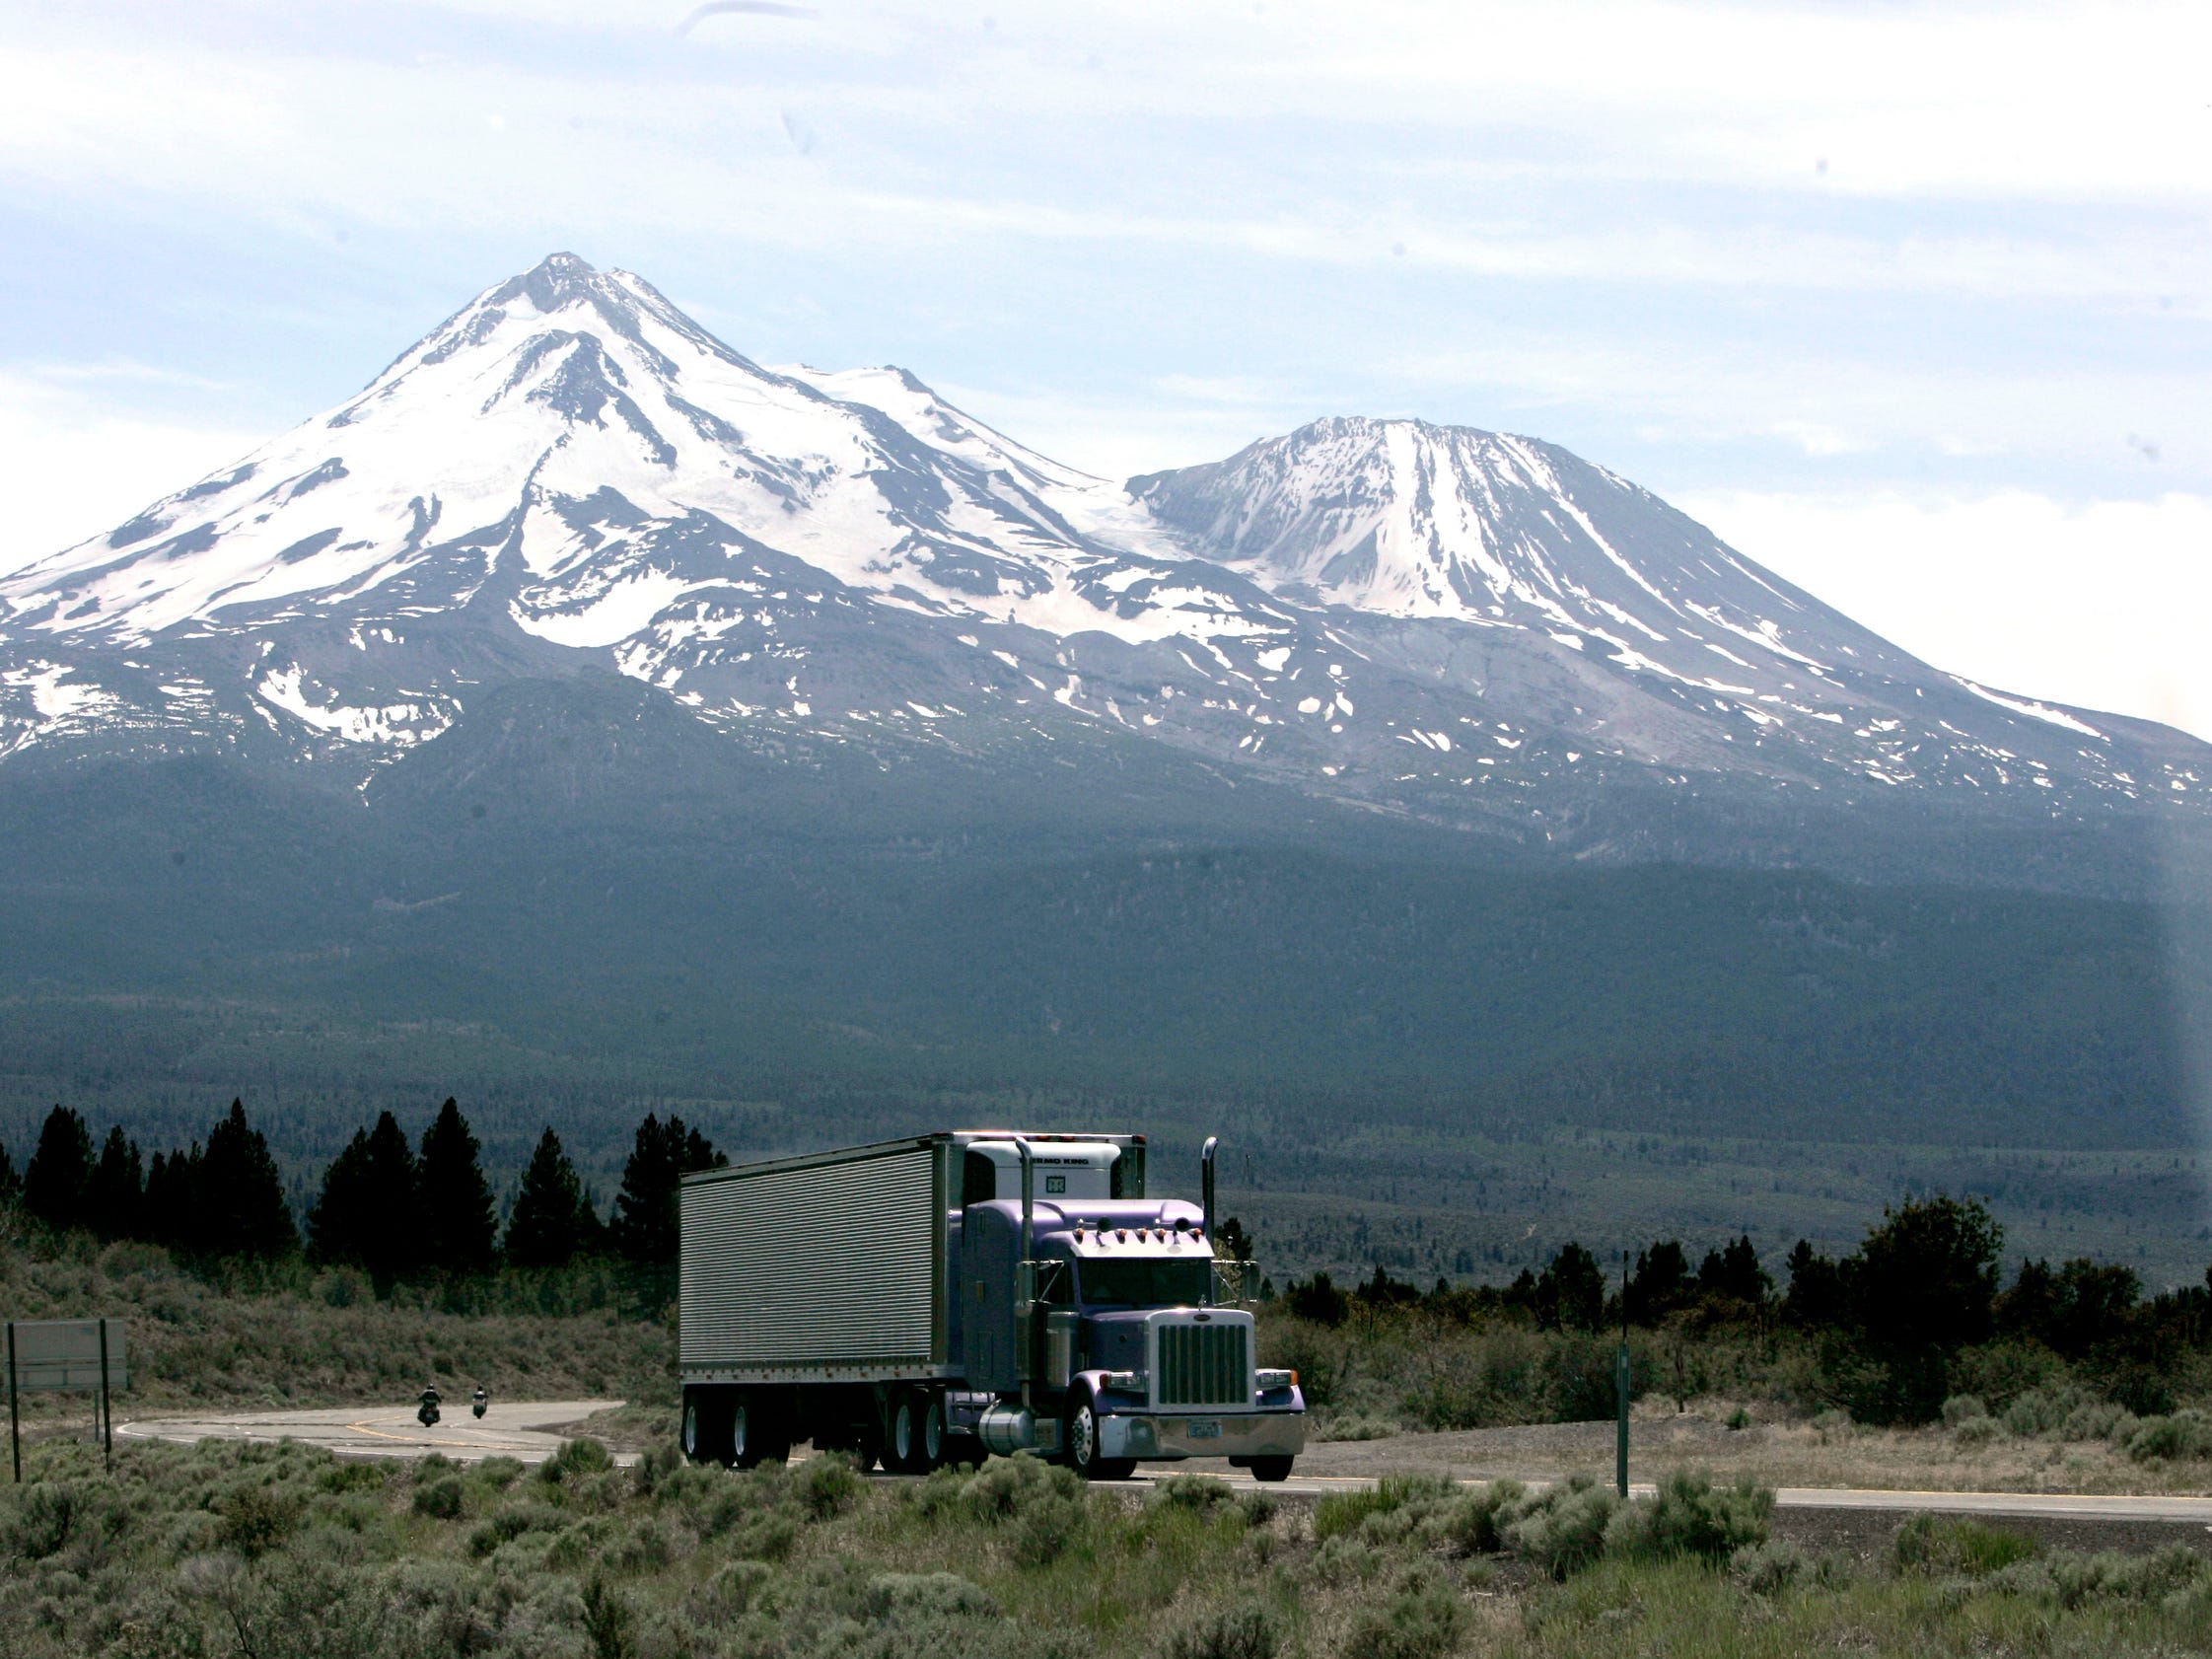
[418,1099,499,1275]
[23,1105,95,1232]
[197,1100,298,1260]
[309,1112,423,1280]
[0,1135,21,1210]
[609,1113,723,1266]
[505,1127,600,1269]
[143,1145,203,1253]
[85,1126,145,1242]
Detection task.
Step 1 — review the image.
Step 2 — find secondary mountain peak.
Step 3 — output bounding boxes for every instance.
[2,254,2207,864]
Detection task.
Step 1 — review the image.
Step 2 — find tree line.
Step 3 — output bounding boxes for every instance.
[0,1101,725,1282]
[1283,1194,2212,1423]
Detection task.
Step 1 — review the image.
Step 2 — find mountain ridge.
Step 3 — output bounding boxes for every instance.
[3,252,2207,878]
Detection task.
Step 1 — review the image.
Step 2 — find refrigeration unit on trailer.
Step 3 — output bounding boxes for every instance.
[678,1130,1304,1479]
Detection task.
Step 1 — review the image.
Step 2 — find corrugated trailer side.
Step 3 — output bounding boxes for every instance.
[679,1136,951,1382]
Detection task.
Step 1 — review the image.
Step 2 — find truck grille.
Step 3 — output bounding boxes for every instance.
[1156,1321,1249,1407]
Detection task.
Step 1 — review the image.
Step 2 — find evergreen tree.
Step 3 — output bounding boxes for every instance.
[0,1135,20,1210]
[505,1128,600,1269]
[418,1099,499,1275]
[143,1146,203,1253]
[85,1126,145,1242]
[309,1112,422,1280]
[608,1114,723,1266]
[23,1105,95,1232]
[1534,1242,1606,1333]
[1625,1241,1691,1326]
[1780,1240,1845,1329]
[1697,1236,1771,1306]
[197,1100,298,1260]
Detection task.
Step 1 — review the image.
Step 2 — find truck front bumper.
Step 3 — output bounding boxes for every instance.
[1098,1408,1306,1463]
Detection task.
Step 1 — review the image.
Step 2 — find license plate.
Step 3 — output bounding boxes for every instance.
[1186,1419,1222,1439]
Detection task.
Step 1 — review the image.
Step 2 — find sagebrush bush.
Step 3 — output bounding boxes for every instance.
[1895,1513,2039,1576]
[1504,1477,1618,1578]
[1160,1597,1281,1659]
[2124,1409,2212,1464]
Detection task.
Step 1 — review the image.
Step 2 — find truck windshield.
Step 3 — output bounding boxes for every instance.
[1078,1257,1213,1309]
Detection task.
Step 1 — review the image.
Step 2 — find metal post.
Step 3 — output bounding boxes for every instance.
[98,1318,112,1472]
[1200,1136,1219,1304]
[1615,1251,1630,1499]
[7,1322,18,1483]
[1014,1139,1035,1407]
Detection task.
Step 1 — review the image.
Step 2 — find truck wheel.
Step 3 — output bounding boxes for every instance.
[888,1389,946,1474]
[681,1387,733,1466]
[1065,1393,1137,1482]
[1248,1456,1294,1483]
[732,1390,790,1469]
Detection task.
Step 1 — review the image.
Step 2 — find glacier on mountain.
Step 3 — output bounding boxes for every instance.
[2,252,2207,834]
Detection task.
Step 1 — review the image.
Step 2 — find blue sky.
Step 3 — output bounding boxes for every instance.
[2,0,2207,731]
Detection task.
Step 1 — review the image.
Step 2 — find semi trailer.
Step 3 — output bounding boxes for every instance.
[677,1130,1306,1480]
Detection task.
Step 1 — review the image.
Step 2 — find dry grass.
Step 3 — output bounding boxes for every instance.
[1294,1404,2212,1496]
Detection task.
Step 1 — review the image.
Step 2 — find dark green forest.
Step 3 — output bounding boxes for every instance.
[3,679,2210,1279]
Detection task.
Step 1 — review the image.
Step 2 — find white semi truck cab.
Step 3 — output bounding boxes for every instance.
[677,1130,1305,1480]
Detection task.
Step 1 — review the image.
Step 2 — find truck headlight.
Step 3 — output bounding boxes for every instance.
[1255,1369,1296,1391]
[1102,1371,1143,1394]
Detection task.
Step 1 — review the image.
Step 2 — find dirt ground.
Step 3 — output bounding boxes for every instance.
[1297,1407,2212,1497]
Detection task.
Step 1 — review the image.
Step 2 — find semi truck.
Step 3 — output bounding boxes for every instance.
[677,1130,1306,1480]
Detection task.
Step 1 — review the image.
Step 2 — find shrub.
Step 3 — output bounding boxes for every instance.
[865,1571,1000,1623]
[1338,1564,1465,1659]
[2123,1410,2212,1464]
[1431,1479,1526,1556]
[1940,1395,1988,1428]
[465,1503,567,1557]
[703,1559,775,1617]
[1731,1539,1809,1594]
[1314,1472,1455,1543]
[538,1437,614,1486]
[1894,1513,2038,1576]
[1636,1471,1772,1562]
[798,1453,863,1520]
[960,1455,1085,1526]
[214,1481,303,1559]
[317,1462,390,1495]
[413,1476,465,1520]
[3,1481,81,1560]
[1160,1597,1281,1659]
[1954,1417,2000,1448]
[1504,1479,1618,1578]
[1726,1407,1752,1431]
[1008,1491,1088,1568]
[1152,1473,1233,1513]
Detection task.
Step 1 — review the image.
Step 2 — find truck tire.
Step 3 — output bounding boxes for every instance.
[731,1391,787,1469]
[1064,1392,1137,1481]
[888,1388,945,1474]
[1248,1456,1294,1483]
[681,1387,734,1466]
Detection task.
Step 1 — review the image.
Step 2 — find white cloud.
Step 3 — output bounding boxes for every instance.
[1681,488,2212,741]
[0,371,263,574]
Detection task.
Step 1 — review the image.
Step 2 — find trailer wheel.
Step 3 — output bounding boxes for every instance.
[681,1387,734,1466]
[1248,1456,1294,1483]
[888,1389,944,1474]
[731,1392,782,1469]
[1065,1392,1137,1481]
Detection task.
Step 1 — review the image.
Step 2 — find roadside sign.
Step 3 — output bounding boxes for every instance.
[8,1319,128,1390]
[6,1318,126,1479]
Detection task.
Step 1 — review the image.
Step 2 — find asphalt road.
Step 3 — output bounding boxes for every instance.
[115,1400,637,1466]
[113,1402,2212,1526]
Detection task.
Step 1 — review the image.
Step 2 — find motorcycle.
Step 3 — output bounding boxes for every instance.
[471,1388,489,1420]
[417,1387,442,1427]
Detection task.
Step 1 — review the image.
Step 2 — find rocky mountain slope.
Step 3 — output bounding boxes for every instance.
[3,252,2205,872]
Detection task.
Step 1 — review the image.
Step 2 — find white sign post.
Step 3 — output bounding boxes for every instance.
[5,1319,128,1478]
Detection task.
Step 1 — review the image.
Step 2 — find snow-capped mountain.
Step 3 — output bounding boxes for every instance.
[2,252,2205,851]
